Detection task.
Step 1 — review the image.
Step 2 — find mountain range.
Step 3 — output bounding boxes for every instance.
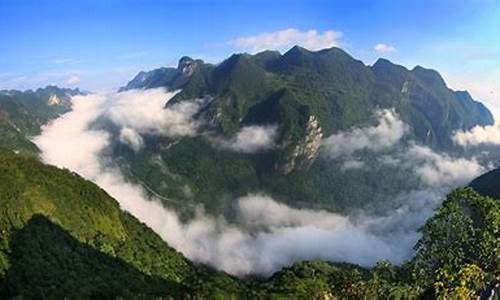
[0,46,499,298]
[116,46,494,216]
[0,86,84,155]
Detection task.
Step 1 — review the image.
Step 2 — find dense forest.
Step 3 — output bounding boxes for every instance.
[115,47,495,217]
[0,148,498,298]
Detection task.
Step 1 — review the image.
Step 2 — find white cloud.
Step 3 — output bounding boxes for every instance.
[106,88,203,138]
[453,124,500,146]
[341,159,365,171]
[230,28,342,53]
[383,143,485,187]
[322,109,409,159]
[214,125,278,153]
[66,75,81,85]
[374,43,396,54]
[32,90,449,276]
[119,127,144,152]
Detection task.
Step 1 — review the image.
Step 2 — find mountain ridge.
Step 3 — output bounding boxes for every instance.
[115,46,495,215]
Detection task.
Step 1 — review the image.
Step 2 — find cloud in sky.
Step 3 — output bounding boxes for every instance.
[321,109,409,159]
[374,43,396,54]
[65,75,81,85]
[230,28,342,53]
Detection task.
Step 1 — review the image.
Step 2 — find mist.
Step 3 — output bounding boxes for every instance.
[453,123,500,146]
[33,88,487,276]
[322,109,409,159]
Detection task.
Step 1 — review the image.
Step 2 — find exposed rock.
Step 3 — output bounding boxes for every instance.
[177,56,198,76]
[47,94,62,106]
[281,115,323,174]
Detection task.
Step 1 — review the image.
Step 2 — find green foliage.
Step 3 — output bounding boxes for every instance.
[433,264,486,299]
[2,215,185,298]
[118,46,495,217]
[0,86,81,155]
[0,148,499,298]
[0,148,244,297]
[412,188,500,287]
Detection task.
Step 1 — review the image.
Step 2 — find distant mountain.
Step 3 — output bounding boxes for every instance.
[117,46,494,215]
[0,86,84,155]
[122,46,493,149]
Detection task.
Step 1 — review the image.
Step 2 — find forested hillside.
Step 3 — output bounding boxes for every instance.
[115,46,495,216]
[0,86,83,155]
[1,148,498,298]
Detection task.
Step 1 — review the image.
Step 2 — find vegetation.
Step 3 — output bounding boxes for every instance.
[1,146,498,298]
[118,46,495,216]
[0,48,498,297]
[0,148,245,298]
[0,86,81,155]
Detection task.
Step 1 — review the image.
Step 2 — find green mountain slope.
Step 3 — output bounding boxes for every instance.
[0,148,498,298]
[0,148,246,298]
[470,167,500,200]
[0,86,83,155]
[116,47,494,215]
[123,46,493,146]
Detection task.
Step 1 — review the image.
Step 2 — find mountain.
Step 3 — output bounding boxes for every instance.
[470,167,500,199]
[116,46,494,216]
[122,47,493,147]
[1,149,497,298]
[0,148,247,298]
[0,86,84,155]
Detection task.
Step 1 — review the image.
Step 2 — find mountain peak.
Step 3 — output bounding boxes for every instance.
[411,65,447,87]
[177,56,199,76]
[284,45,311,57]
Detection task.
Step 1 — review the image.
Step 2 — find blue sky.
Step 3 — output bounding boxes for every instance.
[0,0,499,112]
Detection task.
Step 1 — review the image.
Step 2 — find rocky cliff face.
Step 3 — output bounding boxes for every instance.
[281,115,323,174]
[47,94,62,106]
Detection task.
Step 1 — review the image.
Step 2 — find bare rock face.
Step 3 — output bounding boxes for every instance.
[177,56,198,76]
[281,115,323,174]
[47,94,62,106]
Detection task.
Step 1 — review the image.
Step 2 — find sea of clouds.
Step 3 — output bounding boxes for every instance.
[33,88,491,276]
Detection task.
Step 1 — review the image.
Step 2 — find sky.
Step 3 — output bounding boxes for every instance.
[0,0,499,113]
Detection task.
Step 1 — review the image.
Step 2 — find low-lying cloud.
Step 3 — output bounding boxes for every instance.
[119,127,144,152]
[453,124,500,146]
[322,109,408,159]
[402,144,485,187]
[32,90,484,276]
[105,88,202,138]
[213,125,278,153]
